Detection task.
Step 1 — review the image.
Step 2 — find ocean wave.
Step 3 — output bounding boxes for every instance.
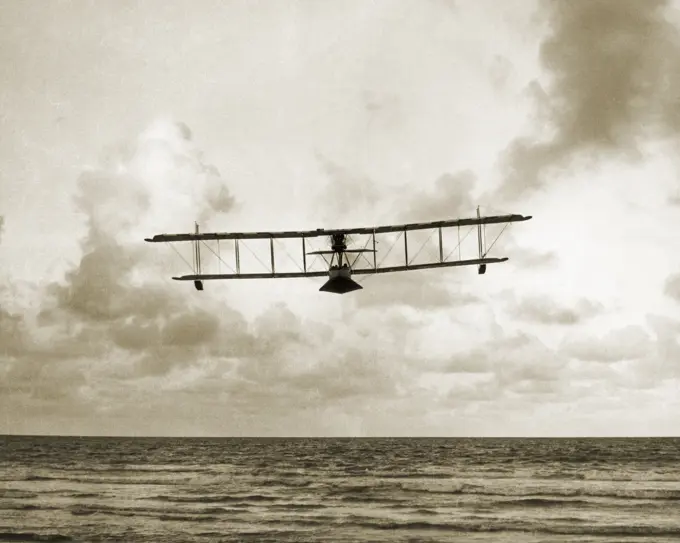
[337,495,409,504]
[325,483,395,495]
[410,507,438,515]
[400,482,680,501]
[157,514,220,522]
[68,503,240,520]
[494,497,592,507]
[258,478,313,488]
[0,490,38,499]
[0,504,60,512]
[0,533,72,542]
[347,519,680,536]
[17,475,187,486]
[148,493,279,504]
[265,503,326,511]
[368,472,455,479]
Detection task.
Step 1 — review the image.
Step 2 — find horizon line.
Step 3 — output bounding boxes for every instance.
[2,434,679,439]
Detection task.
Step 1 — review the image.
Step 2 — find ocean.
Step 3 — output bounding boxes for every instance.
[1,436,679,542]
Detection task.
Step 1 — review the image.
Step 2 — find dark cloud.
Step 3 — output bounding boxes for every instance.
[176,121,192,141]
[664,273,680,303]
[511,295,602,325]
[403,170,476,222]
[203,173,236,217]
[562,325,652,362]
[45,230,168,324]
[498,0,680,202]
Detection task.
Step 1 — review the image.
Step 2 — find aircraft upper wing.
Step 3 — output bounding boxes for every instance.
[144,213,532,243]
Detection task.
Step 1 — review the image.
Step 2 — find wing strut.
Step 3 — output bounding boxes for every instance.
[476,206,486,275]
[193,223,204,290]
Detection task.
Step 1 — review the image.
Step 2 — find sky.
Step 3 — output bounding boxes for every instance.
[1,0,680,437]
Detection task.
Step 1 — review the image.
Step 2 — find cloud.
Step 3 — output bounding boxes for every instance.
[498,0,680,201]
[402,170,476,222]
[1,120,248,417]
[562,325,652,362]
[162,308,422,433]
[0,215,4,244]
[1,121,453,434]
[623,315,680,383]
[510,294,602,325]
[313,153,382,225]
[439,332,569,403]
[664,273,680,303]
[509,246,558,269]
[354,269,479,309]
[0,304,25,359]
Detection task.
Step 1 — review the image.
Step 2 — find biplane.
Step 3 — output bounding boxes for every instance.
[144,207,532,294]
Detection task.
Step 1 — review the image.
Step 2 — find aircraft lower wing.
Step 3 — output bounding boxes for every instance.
[172,257,508,281]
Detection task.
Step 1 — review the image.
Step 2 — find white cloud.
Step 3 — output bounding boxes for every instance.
[511,295,602,325]
[562,325,652,362]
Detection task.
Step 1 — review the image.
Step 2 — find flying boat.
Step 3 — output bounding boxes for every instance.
[145,207,532,294]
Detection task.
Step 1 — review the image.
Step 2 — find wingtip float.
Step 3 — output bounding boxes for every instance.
[147,208,532,295]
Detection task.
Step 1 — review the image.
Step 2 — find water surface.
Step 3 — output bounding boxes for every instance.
[1,436,679,542]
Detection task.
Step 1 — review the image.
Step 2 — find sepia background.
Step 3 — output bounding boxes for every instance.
[1,0,679,437]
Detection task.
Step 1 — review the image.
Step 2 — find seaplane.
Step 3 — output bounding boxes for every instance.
[144,207,532,294]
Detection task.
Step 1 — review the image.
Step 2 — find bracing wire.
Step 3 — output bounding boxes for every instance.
[231,239,272,273]
[407,229,438,266]
[376,231,402,267]
[444,226,474,262]
[273,238,305,273]
[199,240,236,273]
[356,231,403,284]
[483,222,511,257]
[350,235,373,268]
[169,243,195,272]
